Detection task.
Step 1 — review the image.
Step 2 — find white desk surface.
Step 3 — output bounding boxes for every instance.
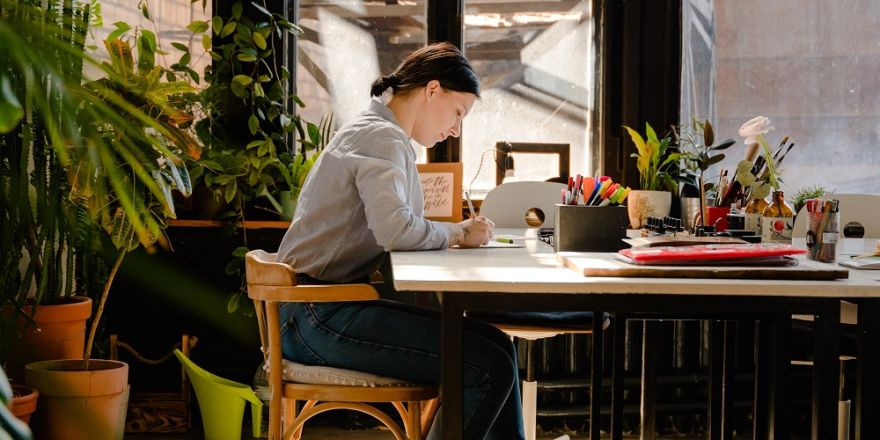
[390,229,880,298]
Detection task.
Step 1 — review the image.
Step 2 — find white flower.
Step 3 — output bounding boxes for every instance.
[738,116,774,145]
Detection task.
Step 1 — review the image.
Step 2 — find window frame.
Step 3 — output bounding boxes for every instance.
[226,0,683,183]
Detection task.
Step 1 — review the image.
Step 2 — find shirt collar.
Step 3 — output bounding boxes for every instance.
[368,98,404,129]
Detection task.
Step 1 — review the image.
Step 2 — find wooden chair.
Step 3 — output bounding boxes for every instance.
[475,182,609,440]
[245,250,439,440]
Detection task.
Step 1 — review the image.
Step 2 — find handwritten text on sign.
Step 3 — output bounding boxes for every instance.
[420,173,453,217]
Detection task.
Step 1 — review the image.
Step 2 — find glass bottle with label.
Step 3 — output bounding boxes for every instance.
[761,191,794,243]
[744,197,768,233]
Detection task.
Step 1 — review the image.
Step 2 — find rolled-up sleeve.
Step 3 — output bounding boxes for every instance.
[349,131,451,251]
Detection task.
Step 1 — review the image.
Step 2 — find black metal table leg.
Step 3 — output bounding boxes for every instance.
[611,314,626,440]
[812,299,840,440]
[856,299,880,440]
[755,314,791,440]
[722,321,736,440]
[769,314,792,440]
[590,309,604,440]
[441,296,464,440]
[640,320,659,440]
[753,320,771,439]
[709,320,723,440]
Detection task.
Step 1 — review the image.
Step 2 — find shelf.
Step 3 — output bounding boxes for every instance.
[167,219,291,229]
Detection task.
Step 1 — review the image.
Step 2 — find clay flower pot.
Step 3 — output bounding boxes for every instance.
[25,359,129,440]
[10,384,38,424]
[4,296,92,382]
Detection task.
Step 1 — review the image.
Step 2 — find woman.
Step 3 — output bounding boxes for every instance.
[276,42,525,439]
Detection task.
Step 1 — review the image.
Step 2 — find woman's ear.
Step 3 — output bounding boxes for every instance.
[424,80,441,100]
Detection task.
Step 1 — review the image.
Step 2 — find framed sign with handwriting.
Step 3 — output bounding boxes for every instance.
[417,162,462,222]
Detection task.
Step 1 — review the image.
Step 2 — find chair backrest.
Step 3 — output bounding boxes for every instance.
[792,194,880,239]
[480,181,566,228]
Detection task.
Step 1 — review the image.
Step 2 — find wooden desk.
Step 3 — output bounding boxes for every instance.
[390,229,880,440]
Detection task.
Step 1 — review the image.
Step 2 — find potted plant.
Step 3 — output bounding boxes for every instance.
[673,118,736,228]
[2,2,200,438]
[0,0,101,381]
[186,0,308,223]
[622,122,679,228]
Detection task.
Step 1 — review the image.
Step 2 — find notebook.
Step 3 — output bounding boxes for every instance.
[617,243,806,266]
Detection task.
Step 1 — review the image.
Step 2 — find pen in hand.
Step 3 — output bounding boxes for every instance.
[465,191,476,219]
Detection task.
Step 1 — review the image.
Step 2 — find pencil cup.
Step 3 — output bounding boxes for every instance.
[806,208,839,263]
[554,205,628,252]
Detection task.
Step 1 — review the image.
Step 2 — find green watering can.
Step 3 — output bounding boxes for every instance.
[174,349,263,440]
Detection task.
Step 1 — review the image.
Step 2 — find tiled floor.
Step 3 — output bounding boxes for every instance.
[124,426,732,439]
[125,426,575,439]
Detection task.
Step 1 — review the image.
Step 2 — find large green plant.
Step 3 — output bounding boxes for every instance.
[172,1,329,315]
[0,0,199,364]
[183,0,320,220]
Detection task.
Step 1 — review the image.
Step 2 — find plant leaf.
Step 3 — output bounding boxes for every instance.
[107,21,130,42]
[220,21,237,38]
[0,76,24,133]
[252,32,267,50]
[703,119,714,146]
[187,20,209,34]
[248,115,260,135]
[211,16,223,35]
[231,1,243,19]
[645,122,658,143]
[711,139,736,151]
[704,154,726,168]
[224,180,237,204]
[226,291,240,313]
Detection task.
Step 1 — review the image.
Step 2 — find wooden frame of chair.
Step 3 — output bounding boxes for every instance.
[494,141,571,186]
[245,250,439,440]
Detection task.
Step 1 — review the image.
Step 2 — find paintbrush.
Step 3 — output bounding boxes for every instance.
[775,142,796,166]
[771,136,790,162]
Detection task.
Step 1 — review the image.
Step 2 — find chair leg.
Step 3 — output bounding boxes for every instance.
[269,393,283,440]
[522,380,538,440]
[420,397,440,438]
[285,398,297,440]
[523,338,538,440]
[407,401,423,440]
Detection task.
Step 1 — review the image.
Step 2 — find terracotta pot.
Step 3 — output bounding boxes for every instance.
[10,384,38,424]
[626,190,672,228]
[4,296,92,382]
[25,359,129,440]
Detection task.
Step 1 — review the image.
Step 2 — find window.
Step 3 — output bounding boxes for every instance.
[462,0,594,195]
[295,1,427,131]
[681,0,880,195]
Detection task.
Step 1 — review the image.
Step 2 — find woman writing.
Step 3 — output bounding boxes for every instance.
[276,42,525,439]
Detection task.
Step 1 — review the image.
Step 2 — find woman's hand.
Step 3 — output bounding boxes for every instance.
[453,216,495,248]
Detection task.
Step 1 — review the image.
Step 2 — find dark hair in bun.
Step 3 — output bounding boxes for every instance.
[369,42,480,98]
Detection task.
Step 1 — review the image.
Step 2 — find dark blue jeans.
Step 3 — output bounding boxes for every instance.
[280,300,526,440]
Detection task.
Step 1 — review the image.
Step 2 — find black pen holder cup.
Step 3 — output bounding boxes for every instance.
[554,205,629,252]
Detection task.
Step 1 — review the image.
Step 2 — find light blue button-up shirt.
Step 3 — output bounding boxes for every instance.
[276,99,455,282]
